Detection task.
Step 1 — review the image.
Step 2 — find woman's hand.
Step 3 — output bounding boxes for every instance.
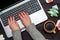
[8,16,20,31]
[18,11,32,27]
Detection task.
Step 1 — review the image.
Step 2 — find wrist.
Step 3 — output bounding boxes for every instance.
[26,23,36,32]
[12,28,20,31]
[26,23,35,28]
[25,23,32,27]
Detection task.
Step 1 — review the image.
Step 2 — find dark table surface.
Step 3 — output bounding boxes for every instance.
[0,0,60,40]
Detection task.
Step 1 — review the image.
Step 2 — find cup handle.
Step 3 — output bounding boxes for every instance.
[53,30,56,34]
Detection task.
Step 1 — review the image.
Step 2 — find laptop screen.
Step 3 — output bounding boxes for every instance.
[0,0,24,11]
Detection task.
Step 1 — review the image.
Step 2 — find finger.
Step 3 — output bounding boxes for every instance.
[10,16,13,22]
[12,16,16,22]
[18,13,24,21]
[7,18,10,25]
[22,11,26,16]
[18,11,25,18]
[25,12,29,17]
[20,11,25,18]
[18,13,22,18]
[26,11,29,15]
[18,11,23,17]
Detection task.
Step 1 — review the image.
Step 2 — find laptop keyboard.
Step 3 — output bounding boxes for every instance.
[0,0,41,26]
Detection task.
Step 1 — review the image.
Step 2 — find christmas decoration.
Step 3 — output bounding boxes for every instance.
[47,5,59,17]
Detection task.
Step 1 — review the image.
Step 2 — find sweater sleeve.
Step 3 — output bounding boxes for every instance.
[12,30,22,40]
[26,23,46,40]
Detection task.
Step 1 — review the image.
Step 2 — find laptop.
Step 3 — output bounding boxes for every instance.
[0,0,48,38]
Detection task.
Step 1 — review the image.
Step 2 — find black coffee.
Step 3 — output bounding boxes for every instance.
[45,22,55,31]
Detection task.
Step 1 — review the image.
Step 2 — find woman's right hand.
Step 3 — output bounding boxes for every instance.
[18,11,32,27]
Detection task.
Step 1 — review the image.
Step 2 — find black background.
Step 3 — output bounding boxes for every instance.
[0,0,23,11]
[0,0,18,9]
[0,0,60,40]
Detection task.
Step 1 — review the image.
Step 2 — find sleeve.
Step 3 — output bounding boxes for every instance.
[12,30,22,40]
[26,23,46,40]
